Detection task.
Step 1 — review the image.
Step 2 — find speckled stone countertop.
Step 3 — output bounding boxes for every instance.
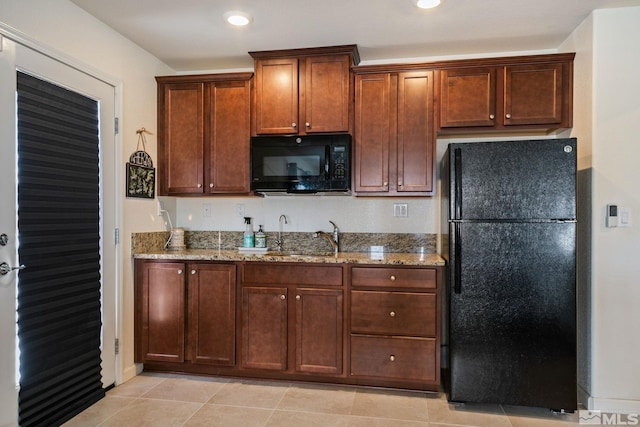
[133,249,445,266]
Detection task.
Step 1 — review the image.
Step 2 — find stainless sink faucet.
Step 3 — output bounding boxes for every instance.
[276,214,288,251]
[314,220,339,255]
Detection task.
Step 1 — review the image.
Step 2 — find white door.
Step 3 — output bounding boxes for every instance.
[0,35,117,426]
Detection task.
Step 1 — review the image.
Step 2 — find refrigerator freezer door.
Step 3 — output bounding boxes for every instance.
[449,138,576,221]
[448,221,576,410]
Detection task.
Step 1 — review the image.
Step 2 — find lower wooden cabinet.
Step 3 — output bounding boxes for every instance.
[188,263,236,366]
[240,263,345,376]
[135,260,236,367]
[135,259,441,391]
[351,335,437,382]
[349,265,441,390]
[138,261,186,363]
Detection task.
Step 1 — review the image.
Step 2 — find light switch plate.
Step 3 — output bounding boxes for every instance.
[393,203,408,217]
[619,207,632,227]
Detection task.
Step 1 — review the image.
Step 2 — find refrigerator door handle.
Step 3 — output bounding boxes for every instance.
[454,148,462,220]
[454,222,462,294]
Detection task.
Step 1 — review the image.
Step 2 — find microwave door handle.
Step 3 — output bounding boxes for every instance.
[325,146,330,180]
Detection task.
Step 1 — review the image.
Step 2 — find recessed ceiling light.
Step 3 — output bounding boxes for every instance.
[223,11,252,27]
[416,0,441,9]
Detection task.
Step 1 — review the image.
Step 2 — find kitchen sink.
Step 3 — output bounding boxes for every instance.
[265,251,335,258]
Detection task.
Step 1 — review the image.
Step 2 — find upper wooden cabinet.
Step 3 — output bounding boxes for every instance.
[156,73,253,195]
[250,45,360,135]
[353,70,435,196]
[436,53,574,132]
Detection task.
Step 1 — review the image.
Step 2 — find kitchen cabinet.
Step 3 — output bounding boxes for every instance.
[188,263,236,366]
[156,73,252,195]
[250,45,359,135]
[240,263,345,375]
[137,261,186,363]
[349,265,441,391]
[134,260,236,367]
[354,70,435,196]
[436,53,574,132]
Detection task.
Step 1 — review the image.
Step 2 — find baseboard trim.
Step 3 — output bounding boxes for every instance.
[580,386,640,413]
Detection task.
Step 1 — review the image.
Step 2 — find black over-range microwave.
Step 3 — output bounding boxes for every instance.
[250,134,351,194]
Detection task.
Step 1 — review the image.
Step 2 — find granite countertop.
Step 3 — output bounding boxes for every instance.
[133,249,445,266]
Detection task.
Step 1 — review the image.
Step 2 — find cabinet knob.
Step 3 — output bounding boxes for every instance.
[305,122,310,128]
[191,269,197,275]
[209,183,214,188]
[389,311,396,317]
[197,183,202,188]
[489,114,495,120]
[390,275,396,281]
[280,294,286,300]
[389,355,395,362]
[383,182,388,187]
[296,295,301,301]
[177,269,183,275]
[506,113,512,119]
[292,123,297,128]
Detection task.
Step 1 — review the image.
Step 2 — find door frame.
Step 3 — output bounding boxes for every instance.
[0,22,124,413]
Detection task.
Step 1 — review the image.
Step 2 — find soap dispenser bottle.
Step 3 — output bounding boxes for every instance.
[243,217,254,248]
[255,225,266,248]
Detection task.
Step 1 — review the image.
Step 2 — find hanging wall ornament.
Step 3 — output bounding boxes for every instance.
[126,128,156,199]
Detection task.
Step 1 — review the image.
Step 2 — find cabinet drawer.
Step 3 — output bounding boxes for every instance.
[351,291,436,337]
[351,267,436,289]
[243,263,343,286]
[350,335,436,381]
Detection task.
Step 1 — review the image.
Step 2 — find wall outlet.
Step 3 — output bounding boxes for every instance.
[157,200,165,216]
[202,203,211,218]
[393,203,408,217]
[236,203,245,217]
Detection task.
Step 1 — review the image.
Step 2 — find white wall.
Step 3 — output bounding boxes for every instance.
[176,197,438,235]
[561,6,640,413]
[0,0,173,385]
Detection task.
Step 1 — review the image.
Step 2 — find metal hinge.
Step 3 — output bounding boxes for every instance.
[114,338,120,355]
[114,117,119,134]
[114,228,120,245]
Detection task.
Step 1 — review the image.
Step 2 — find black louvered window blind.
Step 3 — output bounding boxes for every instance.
[16,71,104,427]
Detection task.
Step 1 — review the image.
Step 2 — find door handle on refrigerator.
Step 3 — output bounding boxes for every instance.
[454,148,462,220]
[454,223,461,294]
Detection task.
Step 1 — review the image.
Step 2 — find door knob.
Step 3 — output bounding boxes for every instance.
[0,262,26,276]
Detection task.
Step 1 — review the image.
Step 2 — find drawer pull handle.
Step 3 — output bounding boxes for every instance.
[390,275,396,281]
[280,294,286,300]
[389,311,396,317]
[389,355,395,362]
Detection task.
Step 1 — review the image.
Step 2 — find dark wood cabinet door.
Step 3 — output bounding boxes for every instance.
[354,73,390,192]
[504,63,564,126]
[141,262,186,363]
[208,81,251,193]
[241,286,288,370]
[160,83,205,194]
[303,55,351,133]
[397,71,435,194]
[295,288,343,375]
[188,263,236,366]
[438,67,497,128]
[254,58,299,134]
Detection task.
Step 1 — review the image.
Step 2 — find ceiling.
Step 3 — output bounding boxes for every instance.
[70,0,640,71]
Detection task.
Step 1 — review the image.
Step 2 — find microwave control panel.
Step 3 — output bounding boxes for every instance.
[331,145,349,186]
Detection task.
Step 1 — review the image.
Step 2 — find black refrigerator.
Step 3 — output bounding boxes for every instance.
[443,138,577,411]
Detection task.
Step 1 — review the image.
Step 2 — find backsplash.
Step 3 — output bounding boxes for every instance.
[132,231,437,254]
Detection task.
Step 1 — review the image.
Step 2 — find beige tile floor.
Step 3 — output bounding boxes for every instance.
[63,373,580,427]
